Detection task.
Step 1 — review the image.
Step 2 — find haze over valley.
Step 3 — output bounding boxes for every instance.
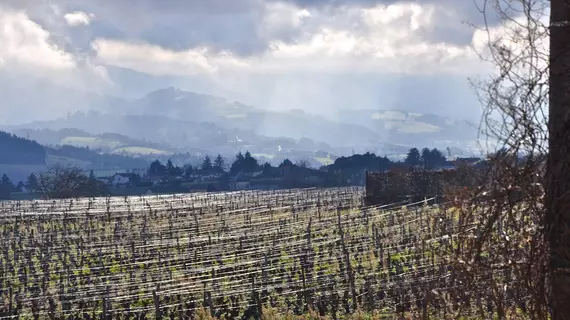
[2,80,481,162]
[0,0,492,178]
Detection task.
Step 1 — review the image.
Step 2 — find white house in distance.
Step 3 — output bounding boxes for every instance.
[108,173,139,188]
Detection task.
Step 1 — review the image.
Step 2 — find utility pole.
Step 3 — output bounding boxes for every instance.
[547,0,570,318]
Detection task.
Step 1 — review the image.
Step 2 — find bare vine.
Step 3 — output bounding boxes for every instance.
[449,0,551,318]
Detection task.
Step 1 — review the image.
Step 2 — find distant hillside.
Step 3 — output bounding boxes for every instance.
[3,82,481,157]
[119,87,382,148]
[7,112,310,157]
[11,128,175,156]
[114,87,481,151]
[334,109,479,153]
[12,113,243,149]
[45,145,149,170]
[0,130,153,182]
[0,131,46,165]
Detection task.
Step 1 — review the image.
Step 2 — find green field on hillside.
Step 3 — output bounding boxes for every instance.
[61,136,124,150]
[60,136,171,156]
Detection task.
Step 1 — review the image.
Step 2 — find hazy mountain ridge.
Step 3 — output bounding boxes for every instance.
[120,88,478,150]
[118,87,383,148]
[2,79,479,156]
[7,112,247,153]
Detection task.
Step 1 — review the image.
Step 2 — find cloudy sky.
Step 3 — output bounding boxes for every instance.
[0,0,502,123]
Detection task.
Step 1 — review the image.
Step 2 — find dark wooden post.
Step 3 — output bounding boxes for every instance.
[548,1,570,318]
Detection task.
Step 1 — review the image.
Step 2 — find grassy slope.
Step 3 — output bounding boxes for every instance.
[61,136,123,150]
[61,136,172,156]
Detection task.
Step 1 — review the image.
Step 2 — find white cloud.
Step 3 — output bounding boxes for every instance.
[0,0,495,124]
[0,7,75,71]
[63,11,93,26]
[260,2,311,38]
[92,3,481,77]
[470,9,549,123]
[91,39,248,76]
[471,11,549,72]
[0,6,112,96]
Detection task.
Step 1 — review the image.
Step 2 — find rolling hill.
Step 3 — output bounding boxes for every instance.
[0,129,153,182]
[116,87,479,151]
[117,87,383,149]
[334,109,480,153]
[11,128,174,156]
[3,80,480,158]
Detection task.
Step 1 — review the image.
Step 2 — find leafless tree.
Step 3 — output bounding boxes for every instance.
[446,0,563,318]
[295,159,311,169]
[38,165,105,199]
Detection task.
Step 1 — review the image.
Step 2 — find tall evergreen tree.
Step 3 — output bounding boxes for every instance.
[421,148,431,169]
[0,174,14,199]
[280,159,293,167]
[430,148,446,167]
[148,160,167,177]
[183,164,194,177]
[88,170,96,181]
[405,148,421,166]
[201,156,213,171]
[262,162,273,175]
[214,154,225,172]
[1,174,13,189]
[25,173,39,192]
[165,159,183,177]
[230,151,257,174]
[242,151,259,172]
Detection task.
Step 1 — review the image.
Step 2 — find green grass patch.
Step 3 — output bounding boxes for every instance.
[313,157,334,166]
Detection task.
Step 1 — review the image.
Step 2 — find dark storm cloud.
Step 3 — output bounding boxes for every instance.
[73,0,268,56]
[2,0,501,55]
[3,0,268,56]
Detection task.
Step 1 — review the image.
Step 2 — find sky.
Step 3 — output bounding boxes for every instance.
[0,0,505,124]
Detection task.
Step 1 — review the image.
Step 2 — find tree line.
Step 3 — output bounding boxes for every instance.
[0,131,46,165]
[0,146,455,200]
[404,147,447,170]
[148,151,270,178]
[148,147,452,180]
[0,166,108,200]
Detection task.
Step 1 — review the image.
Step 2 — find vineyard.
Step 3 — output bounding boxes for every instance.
[0,187,516,319]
